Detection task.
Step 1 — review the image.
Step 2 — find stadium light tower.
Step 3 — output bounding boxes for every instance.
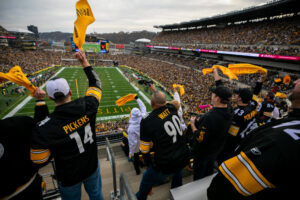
[27,25,39,38]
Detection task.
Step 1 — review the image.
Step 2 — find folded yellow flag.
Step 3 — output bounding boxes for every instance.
[73,0,95,49]
[228,63,267,75]
[275,92,287,99]
[116,94,137,106]
[0,66,36,95]
[173,84,185,96]
[274,78,282,83]
[283,74,291,85]
[202,68,214,75]
[202,65,238,80]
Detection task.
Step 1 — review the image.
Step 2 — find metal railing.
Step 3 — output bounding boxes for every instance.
[97,132,123,146]
[41,160,61,199]
[105,137,120,200]
[120,173,137,200]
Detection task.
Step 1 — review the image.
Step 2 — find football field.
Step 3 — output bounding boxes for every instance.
[5,67,152,121]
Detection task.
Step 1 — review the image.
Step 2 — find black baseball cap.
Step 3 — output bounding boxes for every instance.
[233,88,253,103]
[210,86,232,101]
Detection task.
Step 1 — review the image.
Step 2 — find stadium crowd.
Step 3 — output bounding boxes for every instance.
[152,17,300,56]
[97,53,297,116]
[119,66,300,199]
[95,118,128,133]
[0,47,62,74]
[1,47,297,131]
[0,31,299,200]
[1,47,299,200]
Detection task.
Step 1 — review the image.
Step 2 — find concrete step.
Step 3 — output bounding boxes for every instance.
[40,142,194,200]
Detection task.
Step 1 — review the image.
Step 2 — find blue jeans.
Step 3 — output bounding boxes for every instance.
[193,156,216,181]
[136,166,183,200]
[58,163,104,200]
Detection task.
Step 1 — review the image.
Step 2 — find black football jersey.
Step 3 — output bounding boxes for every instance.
[31,94,101,186]
[225,105,259,154]
[31,66,102,186]
[207,110,300,200]
[259,101,275,122]
[0,103,48,198]
[140,103,189,174]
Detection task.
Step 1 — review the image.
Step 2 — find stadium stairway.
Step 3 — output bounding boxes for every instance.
[39,142,194,200]
[98,143,194,200]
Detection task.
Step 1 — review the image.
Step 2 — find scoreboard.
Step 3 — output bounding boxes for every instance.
[98,39,109,53]
[71,37,109,53]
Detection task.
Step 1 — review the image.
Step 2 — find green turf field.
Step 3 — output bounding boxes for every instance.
[3,67,152,120]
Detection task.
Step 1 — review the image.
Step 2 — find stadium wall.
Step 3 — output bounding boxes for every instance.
[149,48,300,73]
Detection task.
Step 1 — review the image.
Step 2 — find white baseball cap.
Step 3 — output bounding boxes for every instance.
[46,78,70,99]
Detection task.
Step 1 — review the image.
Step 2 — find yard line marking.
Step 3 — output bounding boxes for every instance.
[98,103,138,107]
[3,67,65,119]
[96,114,130,121]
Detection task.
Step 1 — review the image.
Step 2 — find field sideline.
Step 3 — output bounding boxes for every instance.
[3,66,152,121]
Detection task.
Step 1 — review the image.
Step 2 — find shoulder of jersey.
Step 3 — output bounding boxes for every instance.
[263,119,300,142]
[37,116,52,127]
[166,103,176,109]
[141,113,153,123]
[202,110,215,120]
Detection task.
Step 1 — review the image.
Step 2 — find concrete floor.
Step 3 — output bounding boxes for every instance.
[39,142,194,200]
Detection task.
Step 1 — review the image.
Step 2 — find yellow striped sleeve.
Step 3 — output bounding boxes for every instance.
[123,131,128,139]
[263,112,272,117]
[30,148,51,164]
[36,101,46,106]
[228,125,240,136]
[86,87,102,103]
[219,151,275,196]
[196,130,206,142]
[252,95,259,103]
[140,140,151,154]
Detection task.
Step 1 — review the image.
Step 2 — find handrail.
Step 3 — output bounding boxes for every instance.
[96,132,123,146]
[41,160,61,199]
[105,137,119,199]
[120,173,137,200]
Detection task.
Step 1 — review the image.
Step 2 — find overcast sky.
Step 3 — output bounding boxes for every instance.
[0,0,269,33]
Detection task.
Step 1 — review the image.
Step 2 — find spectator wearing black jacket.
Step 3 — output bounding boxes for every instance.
[190,70,233,180]
[216,71,267,163]
[0,88,49,200]
[30,50,104,200]
[207,78,300,200]
[136,86,190,200]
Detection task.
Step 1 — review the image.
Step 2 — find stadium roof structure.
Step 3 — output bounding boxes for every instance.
[135,38,151,43]
[154,0,300,30]
[6,28,34,34]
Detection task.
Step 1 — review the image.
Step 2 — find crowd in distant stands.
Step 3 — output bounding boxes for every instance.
[96,53,297,116]
[151,17,300,56]
[0,47,62,74]
[144,53,219,71]
[97,54,236,115]
[96,119,128,134]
